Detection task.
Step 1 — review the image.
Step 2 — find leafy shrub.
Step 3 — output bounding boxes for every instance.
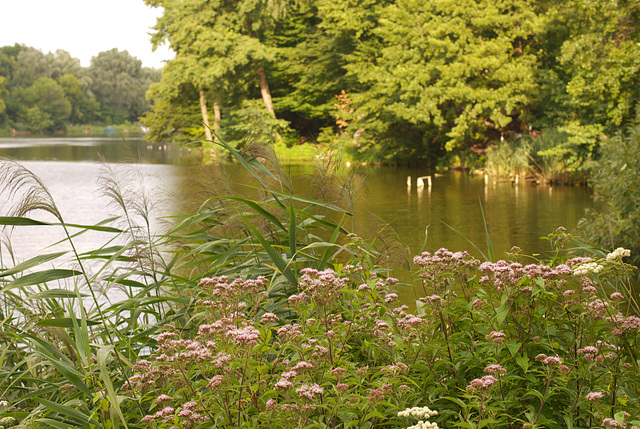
[578,124,640,268]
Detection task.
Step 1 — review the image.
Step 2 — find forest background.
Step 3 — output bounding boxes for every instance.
[0,46,160,132]
[1,0,639,173]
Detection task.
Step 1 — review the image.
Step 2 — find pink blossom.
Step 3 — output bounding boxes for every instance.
[466,375,498,392]
[275,378,293,389]
[586,391,604,401]
[611,315,640,336]
[472,299,485,309]
[281,370,297,380]
[266,399,277,411]
[207,375,223,389]
[293,361,314,371]
[260,312,279,324]
[486,331,506,344]
[296,383,324,400]
[384,293,398,303]
[543,356,562,366]
[484,364,507,376]
[602,418,621,428]
[229,326,260,346]
[610,292,625,300]
[155,394,172,404]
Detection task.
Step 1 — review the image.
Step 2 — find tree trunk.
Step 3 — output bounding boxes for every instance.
[256,67,276,118]
[199,87,214,142]
[213,100,221,142]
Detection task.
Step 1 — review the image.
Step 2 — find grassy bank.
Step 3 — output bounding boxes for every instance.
[0,123,147,138]
[0,136,638,429]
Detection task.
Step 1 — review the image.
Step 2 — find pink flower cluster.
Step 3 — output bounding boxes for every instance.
[585,391,604,401]
[466,375,498,392]
[486,331,506,344]
[296,383,324,400]
[610,315,640,336]
[299,268,346,306]
[484,364,507,377]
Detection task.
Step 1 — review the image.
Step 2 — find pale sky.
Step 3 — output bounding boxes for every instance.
[0,0,174,68]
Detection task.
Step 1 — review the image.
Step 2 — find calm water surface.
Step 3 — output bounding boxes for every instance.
[0,137,594,264]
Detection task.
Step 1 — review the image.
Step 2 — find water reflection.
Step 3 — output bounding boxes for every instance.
[0,138,594,265]
[0,137,186,164]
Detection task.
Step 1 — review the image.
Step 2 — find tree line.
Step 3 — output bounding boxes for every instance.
[142,0,640,167]
[0,45,160,133]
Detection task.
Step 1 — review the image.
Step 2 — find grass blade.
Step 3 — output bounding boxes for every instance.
[3,269,83,289]
[0,251,67,278]
[478,196,494,262]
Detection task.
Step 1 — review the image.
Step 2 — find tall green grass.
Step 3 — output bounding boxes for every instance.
[0,131,380,426]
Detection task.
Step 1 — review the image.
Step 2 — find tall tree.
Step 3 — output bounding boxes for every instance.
[145,0,290,142]
[341,0,540,161]
[88,49,159,123]
[16,77,71,132]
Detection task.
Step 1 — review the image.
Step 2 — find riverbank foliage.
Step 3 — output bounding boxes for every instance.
[143,0,640,170]
[0,140,639,428]
[0,45,159,134]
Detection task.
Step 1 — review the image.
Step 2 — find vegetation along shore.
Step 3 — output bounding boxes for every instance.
[0,0,639,427]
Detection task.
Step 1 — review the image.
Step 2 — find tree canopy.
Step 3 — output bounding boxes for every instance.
[139,0,639,165]
[0,45,160,133]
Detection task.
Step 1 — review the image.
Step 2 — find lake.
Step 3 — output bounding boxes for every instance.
[0,137,594,265]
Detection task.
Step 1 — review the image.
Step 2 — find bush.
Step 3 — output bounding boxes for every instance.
[578,124,640,268]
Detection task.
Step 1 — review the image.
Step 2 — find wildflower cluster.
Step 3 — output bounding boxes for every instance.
[126,243,639,428]
[398,406,440,429]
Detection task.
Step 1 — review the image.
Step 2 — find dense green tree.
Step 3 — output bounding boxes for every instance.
[16,77,71,132]
[89,49,159,123]
[12,47,55,88]
[144,0,291,143]
[337,0,540,162]
[0,76,7,117]
[556,0,640,131]
[50,50,84,81]
[59,73,101,124]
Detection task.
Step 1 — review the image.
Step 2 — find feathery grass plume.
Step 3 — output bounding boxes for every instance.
[309,150,345,207]
[361,211,411,270]
[0,158,63,222]
[97,162,162,279]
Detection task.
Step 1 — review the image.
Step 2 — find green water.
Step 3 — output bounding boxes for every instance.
[0,137,593,263]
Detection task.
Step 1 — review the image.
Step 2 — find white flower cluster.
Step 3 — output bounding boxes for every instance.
[573,262,604,276]
[398,406,438,420]
[407,421,440,429]
[606,247,631,261]
[399,406,440,429]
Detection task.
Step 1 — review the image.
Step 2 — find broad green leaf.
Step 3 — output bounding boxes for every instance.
[495,304,509,324]
[29,289,88,299]
[516,355,530,372]
[5,269,83,289]
[36,318,101,327]
[36,418,85,429]
[0,251,67,278]
[507,341,522,357]
[35,398,101,427]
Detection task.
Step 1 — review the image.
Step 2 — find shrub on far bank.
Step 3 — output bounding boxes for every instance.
[578,124,640,268]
